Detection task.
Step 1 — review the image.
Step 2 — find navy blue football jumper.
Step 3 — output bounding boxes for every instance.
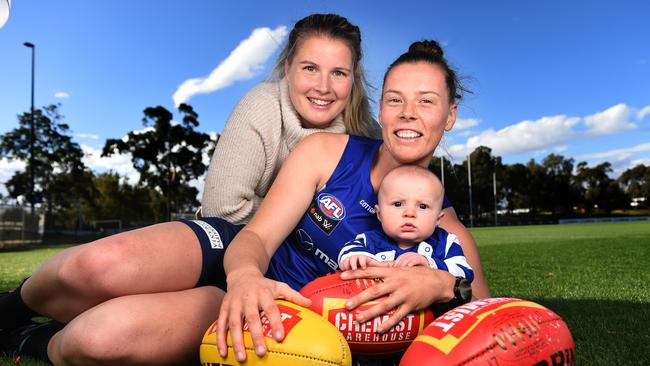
[184,135,453,290]
[265,136,384,290]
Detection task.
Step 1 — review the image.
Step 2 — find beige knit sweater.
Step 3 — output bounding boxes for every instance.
[200,79,347,224]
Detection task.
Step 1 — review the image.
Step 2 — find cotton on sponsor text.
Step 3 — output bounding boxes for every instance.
[359,200,376,214]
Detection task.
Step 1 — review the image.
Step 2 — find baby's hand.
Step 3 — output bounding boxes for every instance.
[340,254,380,270]
[393,252,429,267]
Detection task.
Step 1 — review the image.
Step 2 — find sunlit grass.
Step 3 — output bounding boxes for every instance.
[2,221,649,365]
[474,221,650,365]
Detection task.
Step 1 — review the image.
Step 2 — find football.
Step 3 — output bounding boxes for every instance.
[400,297,575,366]
[200,299,352,366]
[299,272,435,356]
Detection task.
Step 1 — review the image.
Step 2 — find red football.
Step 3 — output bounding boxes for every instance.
[299,272,435,356]
[400,298,575,366]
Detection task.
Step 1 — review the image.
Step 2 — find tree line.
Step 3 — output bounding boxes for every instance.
[0,104,217,230]
[430,146,649,226]
[1,104,648,230]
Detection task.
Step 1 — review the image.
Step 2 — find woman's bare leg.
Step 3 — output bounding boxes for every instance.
[22,222,204,321]
[47,286,223,366]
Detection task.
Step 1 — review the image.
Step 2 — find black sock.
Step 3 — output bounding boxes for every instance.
[0,279,40,330]
[16,321,64,364]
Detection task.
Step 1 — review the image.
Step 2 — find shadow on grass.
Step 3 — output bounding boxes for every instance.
[528,298,650,366]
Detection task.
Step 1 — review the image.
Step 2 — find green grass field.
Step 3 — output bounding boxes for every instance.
[2,221,649,365]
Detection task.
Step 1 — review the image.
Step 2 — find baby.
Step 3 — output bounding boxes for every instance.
[338,165,473,282]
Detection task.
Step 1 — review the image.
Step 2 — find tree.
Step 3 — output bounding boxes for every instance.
[618,164,649,207]
[467,146,503,222]
[574,162,627,214]
[0,104,90,227]
[430,154,469,221]
[541,154,580,217]
[525,159,548,217]
[80,172,166,227]
[49,168,96,229]
[502,163,530,211]
[428,147,504,226]
[102,104,214,220]
[428,155,458,197]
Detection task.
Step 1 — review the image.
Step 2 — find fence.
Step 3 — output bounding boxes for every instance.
[0,205,43,250]
[558,216,650,224]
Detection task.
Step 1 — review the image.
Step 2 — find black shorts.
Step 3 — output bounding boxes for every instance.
[179,217,244,290]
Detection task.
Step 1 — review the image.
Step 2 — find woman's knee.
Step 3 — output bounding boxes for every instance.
[55,311,139,365]
[56,235,135,296]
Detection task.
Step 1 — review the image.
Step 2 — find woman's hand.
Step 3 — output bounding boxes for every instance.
[215,271,311,362]
[340,266,455,333]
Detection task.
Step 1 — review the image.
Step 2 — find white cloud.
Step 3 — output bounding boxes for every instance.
[628,158,650,169]
[532,149,550,157]
[584,103,636,136]
[75,133,99,140]
[1,141,212,202]
[0,158,24,173]
[0,0,10,30]
[575,143,650,177]
[553,145,569,153]
[0,150,137,197]
[54,91,70,99]
[447,114,580,160]
[638,105,650,119]
[172,25,288,106]
[577,142,650,162]
[436,142,471,161]
[0,158,24,197]
[443,103,648,162]
[121,127,155,143]
[0,158,24,178]
[453,118,480,130]
[80,145,140,183]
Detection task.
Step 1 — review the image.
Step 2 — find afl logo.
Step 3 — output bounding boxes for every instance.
[317,193,346,220]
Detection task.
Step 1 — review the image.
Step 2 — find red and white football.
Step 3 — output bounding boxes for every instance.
[300,272,435,356]
[400,297,575,366]
[200,300,352,366]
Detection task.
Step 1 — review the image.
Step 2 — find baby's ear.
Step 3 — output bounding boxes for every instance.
[436,211,445,225]
[375,204,381,222]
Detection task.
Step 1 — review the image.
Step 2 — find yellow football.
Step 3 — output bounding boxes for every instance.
[200,300,352,366]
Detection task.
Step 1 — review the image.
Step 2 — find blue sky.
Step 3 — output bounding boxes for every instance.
[1,1,649,197]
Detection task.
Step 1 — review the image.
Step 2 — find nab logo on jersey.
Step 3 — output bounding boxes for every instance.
[308,193,346,235]
[317,193,346,220]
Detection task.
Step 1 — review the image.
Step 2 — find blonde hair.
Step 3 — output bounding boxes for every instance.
[269,13,381,139]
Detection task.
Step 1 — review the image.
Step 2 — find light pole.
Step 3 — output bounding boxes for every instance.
[467,152,474,228]
[24,41,35,215]
[493,160,498,226]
